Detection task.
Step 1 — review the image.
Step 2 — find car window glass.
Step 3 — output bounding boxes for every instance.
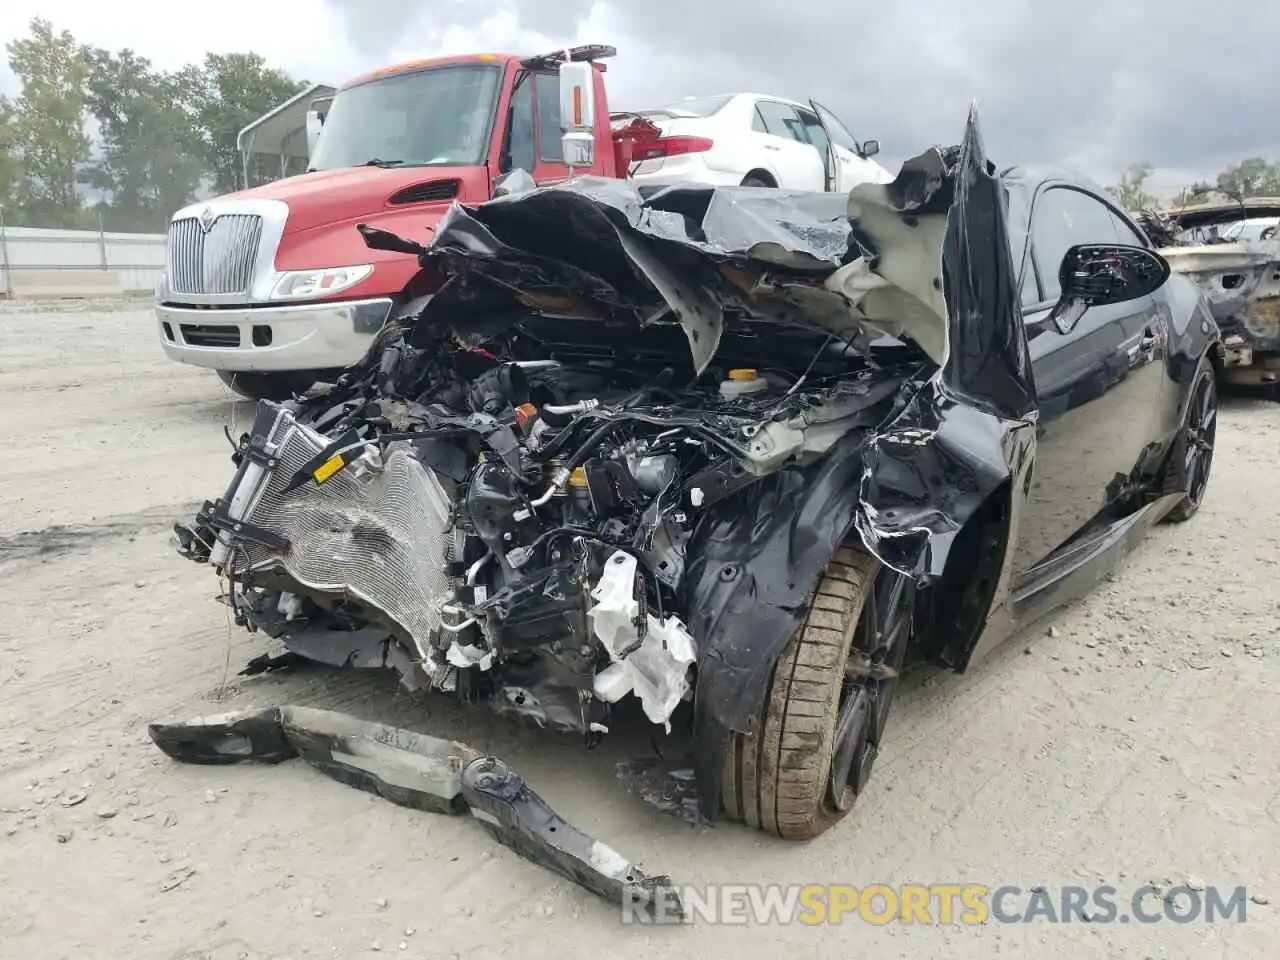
[506,75,535,174]
[656,95,734,118]
[1021,256,1043,307]
[751,106,769,134]
[1030,187,1121,302]
[534,74,563,162]
[754,100,806,142]
[796,110,829,151]
[1109,209,1148,246]
[813,103,858,152]
[1005,180,1035,305]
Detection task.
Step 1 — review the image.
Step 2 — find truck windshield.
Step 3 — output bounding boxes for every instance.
[309,64,503,170]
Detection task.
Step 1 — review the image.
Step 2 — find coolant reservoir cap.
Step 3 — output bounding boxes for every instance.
[727,368,758,381]
[568,466,589,488]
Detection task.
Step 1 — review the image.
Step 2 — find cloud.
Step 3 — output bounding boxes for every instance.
[2,0,1274,186]
[317,0,1280,183]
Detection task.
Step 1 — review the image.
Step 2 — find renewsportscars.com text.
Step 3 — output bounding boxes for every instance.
[622,883,1254,925]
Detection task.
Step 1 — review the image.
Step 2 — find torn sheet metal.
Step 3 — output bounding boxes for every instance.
[1144,200,1280,373]
[148,706,683,917]
[1159,243,1280,364]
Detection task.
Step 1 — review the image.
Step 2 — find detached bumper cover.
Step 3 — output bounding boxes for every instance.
[155,297,392,372]
[148,705,685,917]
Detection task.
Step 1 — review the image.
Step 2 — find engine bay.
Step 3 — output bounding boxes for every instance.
[180,315,924,739]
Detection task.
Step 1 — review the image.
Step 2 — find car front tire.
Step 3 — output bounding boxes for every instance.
[722,544,907,839]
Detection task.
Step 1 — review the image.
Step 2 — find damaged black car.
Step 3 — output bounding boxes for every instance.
[175,111,1221,840]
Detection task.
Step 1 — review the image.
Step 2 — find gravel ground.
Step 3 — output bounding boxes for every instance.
[1,307,1277,960]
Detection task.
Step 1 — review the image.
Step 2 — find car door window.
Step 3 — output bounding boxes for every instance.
[812,102,859,153]
[751,105,770,134]
[1030,187,1122,303]
[1020,253,1041,307]
[534,74,563,163]
[754,100,806,142]
[1109,209,1149,247]
[796,108,833,178]
[796,109,829,151]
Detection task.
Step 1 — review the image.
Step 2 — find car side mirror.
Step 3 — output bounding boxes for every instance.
[1047,243,1171,335]
[858,138,880,159]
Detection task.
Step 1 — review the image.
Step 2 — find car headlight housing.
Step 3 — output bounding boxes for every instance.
[270,265,373,300]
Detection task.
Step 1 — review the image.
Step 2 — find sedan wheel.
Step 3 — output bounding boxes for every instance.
[1166,356,1217,522]
[722,544,913,839]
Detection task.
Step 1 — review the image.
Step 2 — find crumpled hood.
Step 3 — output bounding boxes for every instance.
[414,107,1031,420]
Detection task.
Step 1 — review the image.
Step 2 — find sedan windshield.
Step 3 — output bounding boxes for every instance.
[309,64,502,170]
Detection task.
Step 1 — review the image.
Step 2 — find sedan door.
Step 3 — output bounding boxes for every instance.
[809,99,887,190]
[1010,184,1169,579]
[748,99,825,191]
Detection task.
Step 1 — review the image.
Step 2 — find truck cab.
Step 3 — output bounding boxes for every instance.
[156,47,619,400]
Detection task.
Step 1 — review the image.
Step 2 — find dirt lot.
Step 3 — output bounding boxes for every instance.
[1,305,1277,960]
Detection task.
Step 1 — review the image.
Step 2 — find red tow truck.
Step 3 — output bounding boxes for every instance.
[155,45,673,400]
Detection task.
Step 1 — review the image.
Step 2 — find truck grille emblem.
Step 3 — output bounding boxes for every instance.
[198,207,217,233]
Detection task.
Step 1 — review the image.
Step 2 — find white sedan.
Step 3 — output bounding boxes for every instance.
[615,93,893,192]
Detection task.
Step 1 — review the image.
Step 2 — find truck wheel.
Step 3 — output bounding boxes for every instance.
[722,544,911,840]
[215,370,316,402]
[1165,354,1217,522]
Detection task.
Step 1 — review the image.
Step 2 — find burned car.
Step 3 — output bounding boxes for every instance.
[176,112,1220,840]
[1139,198,1280,391]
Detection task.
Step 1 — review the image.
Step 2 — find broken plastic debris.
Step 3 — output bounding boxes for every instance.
[146,706,683,917]
[589,551,697,729]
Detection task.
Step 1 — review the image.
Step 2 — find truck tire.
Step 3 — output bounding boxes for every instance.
[215,370,316,402]
[722,544,904,840]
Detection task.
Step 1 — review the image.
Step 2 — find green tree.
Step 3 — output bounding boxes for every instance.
[82,46,205,231]
[1169,181,1214,208]
[5,18,91,227]
[176,53,306,195]
[1109,162,1158,212]
[1214,157,1280,200]
[0,96,21,214]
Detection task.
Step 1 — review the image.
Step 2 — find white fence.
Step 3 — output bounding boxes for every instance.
[0,224,166,297]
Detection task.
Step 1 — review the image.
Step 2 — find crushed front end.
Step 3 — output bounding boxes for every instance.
[176,108,1035,824]
[179,340,914,739]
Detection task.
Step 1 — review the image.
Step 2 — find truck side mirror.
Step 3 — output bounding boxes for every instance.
[859,138,880,159]
[558,57,596,168]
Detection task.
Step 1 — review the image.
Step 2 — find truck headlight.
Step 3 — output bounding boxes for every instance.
[270,265,373,300]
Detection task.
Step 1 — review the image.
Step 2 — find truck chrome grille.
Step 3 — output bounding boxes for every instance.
[166,214,263,296]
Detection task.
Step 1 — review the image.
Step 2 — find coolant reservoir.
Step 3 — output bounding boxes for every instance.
[719,368,768,399]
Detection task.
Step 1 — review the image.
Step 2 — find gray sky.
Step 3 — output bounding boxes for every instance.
[1,0,1272,190]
